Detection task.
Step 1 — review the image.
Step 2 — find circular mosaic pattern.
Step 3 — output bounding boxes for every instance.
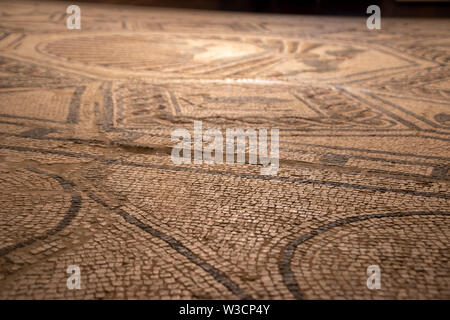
[284,213,450,299]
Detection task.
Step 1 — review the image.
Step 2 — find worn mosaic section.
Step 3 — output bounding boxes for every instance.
[0,0,449,299]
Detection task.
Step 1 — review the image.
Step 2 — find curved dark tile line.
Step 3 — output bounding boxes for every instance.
[290,141,450,161]
[0,168,81,257]
[85,191,253,300]
[279,211,450,299]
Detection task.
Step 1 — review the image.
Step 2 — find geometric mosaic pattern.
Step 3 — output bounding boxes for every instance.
[0,1,449,299]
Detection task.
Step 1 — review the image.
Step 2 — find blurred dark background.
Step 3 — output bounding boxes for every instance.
[67,0,450,17]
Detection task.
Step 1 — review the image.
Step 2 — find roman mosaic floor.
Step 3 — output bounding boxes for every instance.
[0,0,449,299]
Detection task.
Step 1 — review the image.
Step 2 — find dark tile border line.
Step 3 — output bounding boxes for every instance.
[1,129,448,172]
[2,130,449,183]
[85,190,253,300]
[66,86,86,124]
[367,92,450,130]
[0,144,449,200]
[290,141,450,162]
